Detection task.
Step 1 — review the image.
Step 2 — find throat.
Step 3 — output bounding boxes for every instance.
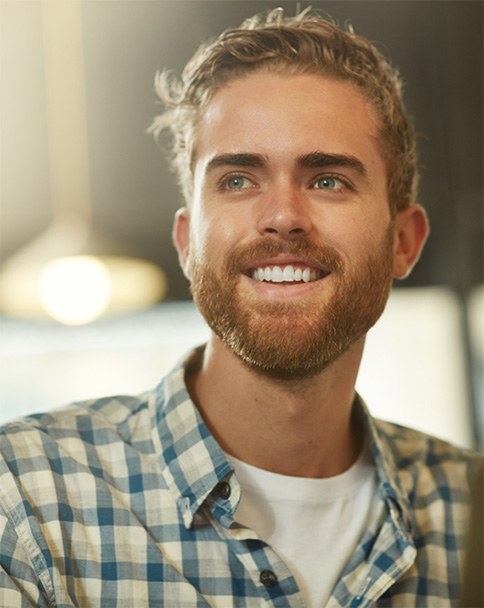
[186,337,364,478]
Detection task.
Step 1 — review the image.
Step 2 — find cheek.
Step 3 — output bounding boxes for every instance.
[322,212,391,264]
[194,208,249,258]
[318,213,366,246]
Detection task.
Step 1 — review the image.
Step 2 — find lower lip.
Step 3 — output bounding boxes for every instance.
[240,274,329,299]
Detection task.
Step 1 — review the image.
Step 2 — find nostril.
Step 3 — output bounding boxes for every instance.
[264,226,306,235]
[258,207,312,237]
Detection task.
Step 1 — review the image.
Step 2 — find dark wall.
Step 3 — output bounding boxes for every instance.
[1,1,482,301]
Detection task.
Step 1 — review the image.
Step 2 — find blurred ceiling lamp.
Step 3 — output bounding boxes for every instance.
[0,0,166,325]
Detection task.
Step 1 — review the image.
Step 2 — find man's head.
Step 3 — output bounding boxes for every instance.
[152,7,418,215]
[153,9,429,379]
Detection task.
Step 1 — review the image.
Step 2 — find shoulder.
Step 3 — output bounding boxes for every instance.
[0,390,155,472]
[0,388,174,605]
[374,418,479,463]
[373,418,482,495]
[0,389,163,544]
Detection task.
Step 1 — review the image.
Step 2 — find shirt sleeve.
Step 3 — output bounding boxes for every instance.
[0,508,48,608]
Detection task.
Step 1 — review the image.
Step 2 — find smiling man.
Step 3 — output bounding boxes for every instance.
[0,8,481,608]
[179,73,399,383]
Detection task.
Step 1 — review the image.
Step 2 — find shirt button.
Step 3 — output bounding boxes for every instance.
[216,481,231,500]
[260,569,278,587]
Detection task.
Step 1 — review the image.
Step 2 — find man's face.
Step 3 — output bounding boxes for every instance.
[175,72,398,379]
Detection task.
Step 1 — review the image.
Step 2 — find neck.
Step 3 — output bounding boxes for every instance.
[185,336,365,478]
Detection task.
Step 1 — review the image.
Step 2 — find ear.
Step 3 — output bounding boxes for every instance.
[392,204,429,279]
[172,207,191,279]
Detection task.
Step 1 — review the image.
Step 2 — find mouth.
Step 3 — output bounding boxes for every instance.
[244,257,330,285]
[250,264,327,283]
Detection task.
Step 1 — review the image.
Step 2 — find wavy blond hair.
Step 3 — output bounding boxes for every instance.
[150,8,418,214]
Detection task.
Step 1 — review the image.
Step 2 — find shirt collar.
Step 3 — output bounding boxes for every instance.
[154,349,233,528]
[356,395,415,538]
[154,349,414,536]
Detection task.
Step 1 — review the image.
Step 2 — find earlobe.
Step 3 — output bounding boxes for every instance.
[392,205,429,279]
[172,207,191,279]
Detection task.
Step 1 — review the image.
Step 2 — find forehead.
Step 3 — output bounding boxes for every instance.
[193,71,384,173]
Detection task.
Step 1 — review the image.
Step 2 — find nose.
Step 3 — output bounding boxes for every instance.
[256,184,313,238]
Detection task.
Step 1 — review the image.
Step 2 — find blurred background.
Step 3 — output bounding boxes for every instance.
[0,1,482,449]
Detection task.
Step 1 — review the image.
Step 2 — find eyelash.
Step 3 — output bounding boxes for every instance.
[310,173,353,192]
[216,173,256,192]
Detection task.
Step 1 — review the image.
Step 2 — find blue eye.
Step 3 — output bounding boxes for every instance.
[314,176,341,190]
[226,176,250,190]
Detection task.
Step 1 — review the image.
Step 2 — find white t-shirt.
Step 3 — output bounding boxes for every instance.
[226,445,382,607]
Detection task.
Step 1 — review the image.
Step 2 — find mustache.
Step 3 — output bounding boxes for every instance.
[224,238,344,274]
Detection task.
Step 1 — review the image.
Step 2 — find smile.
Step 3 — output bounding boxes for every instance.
[250,265,326,283]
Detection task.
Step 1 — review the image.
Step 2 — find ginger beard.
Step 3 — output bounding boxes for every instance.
[188,230,394,380]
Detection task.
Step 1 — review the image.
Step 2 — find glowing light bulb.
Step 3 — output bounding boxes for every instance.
[39,256,112,325]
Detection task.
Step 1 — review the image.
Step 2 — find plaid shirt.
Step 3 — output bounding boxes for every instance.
[0,351,480,607]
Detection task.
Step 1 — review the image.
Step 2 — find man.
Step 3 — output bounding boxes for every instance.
[0,8,480,607]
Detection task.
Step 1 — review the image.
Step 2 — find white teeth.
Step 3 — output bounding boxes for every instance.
[251,264,321,284]
[271,266,283,282]
[282,265,295,281]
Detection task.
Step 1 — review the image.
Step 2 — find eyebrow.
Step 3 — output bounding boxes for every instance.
[205,153,267,173]
[204,150,367,177]
[296,151,367,176]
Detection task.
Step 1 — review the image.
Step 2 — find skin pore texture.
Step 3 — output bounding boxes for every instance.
[174,72,429,478]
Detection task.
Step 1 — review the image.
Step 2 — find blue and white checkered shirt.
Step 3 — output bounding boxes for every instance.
[0,350,480,607]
